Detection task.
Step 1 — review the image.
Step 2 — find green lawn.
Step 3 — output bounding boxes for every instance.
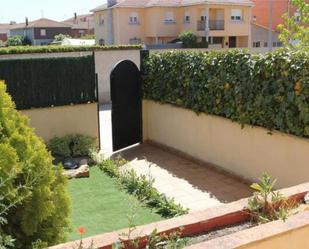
[67,166,162,241]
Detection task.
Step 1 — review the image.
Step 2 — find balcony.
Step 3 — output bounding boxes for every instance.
[197,20,225,31]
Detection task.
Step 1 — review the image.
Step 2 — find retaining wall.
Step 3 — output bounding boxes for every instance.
[142,100,309,188]
[21,103,99,143]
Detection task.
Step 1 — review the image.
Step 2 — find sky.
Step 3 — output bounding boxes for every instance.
[0,0,106,23]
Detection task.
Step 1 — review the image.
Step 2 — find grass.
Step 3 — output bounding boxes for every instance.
[67,166,162,241]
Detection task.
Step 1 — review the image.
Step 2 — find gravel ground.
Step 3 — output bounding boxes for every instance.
[186,222,255,246]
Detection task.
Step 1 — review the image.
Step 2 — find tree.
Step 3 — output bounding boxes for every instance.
[278,0,309,47]
[0,80,70,248]
[6,36,24,46]
[178,30,197,48]
[54,34,72,42]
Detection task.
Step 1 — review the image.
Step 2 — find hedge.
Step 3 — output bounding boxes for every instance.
[0,55,96,109]
[0,44,142,55]
[142,49,309,138]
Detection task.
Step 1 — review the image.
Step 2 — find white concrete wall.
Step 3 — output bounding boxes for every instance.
[94,49,140,104]
[21,103,99,144]
[143,100,309,188]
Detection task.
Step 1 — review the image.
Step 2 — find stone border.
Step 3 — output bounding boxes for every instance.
[49,182,309,249]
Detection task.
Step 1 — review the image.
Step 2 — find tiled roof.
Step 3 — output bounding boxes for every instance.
[10,18,71,30]
[92,0,254,11]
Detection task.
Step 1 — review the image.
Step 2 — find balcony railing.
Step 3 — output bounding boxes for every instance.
[197,20,225,31]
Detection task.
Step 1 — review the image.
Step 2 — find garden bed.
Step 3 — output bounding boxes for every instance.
[51,182,309,249]
[67,166,162,241]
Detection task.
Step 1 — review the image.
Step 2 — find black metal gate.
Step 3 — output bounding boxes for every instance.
[110,60,142,151]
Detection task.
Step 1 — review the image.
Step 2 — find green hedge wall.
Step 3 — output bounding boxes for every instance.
[143,49,309,138]
[0,55,96,109]
[0,45,141,55]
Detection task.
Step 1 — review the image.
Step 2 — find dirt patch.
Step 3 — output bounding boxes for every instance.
[186,222,255,246]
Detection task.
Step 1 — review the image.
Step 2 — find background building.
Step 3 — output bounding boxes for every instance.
[92,0,254,48]
[10,18,72,45]
[62,13,95,38]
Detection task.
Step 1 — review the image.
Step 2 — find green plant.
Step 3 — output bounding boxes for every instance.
[80,34,95,40]
[0,81,70,248]
[6,36,25,46]
[0,44,141,55]
[0,55,96,110]
[248,172,297,223]
[278,0,309,48]
[114,198,186,249]
[48,134,96,157]
[93,153,188,218]
[178,31,197,48]
[54,34,72,42]
[142,49,309,138]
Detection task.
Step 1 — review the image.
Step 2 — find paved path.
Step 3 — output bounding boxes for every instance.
[114,143,252,212]
[99,105,252,212]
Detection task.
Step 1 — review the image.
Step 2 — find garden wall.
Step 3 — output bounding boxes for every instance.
[21,103,99,143]
[95,49,140,104]
[142,100,309,188]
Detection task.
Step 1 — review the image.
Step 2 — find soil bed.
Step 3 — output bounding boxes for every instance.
[186,221,256,246]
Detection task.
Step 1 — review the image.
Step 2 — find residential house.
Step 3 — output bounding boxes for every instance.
[0,23,14,43]
[251,23,282,50]
[10,18,72,45]
[62,13,95,38]
[92,0,254,48]
[251,0,309,30]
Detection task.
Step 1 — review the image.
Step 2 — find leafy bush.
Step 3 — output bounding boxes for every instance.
[48,134,96,157]
[0,81,70,248]
[6,35,25,46]
[54,34,72,42]
[0,44,141,55]
[248,173,297,223]
[179,31,197,48]
[95,155,188,218]
[0,56,96,110]
[143,49,309,138]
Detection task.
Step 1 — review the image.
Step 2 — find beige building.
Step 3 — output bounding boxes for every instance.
[92,0,253,48]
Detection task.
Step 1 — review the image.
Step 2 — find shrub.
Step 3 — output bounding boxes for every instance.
[95,155,188,218]
[248,173,297,223]
[143,49,309,138]
[0,56,96,110]
[0,81,70,248]
[54,34,72,42]
[48,134,96,157]
[178,31,197,48]
[0,44,141,55]
[6,35,25,46]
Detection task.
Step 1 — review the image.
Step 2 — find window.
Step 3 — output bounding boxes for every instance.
[231,9,242,21]
[253,41,260,48]
[277,41,283,47]
[264,42,268,47]
[129,37,141,44]
[295,11,301,23]
[184,11,190,23]
[165,12,175,23]
[129,12,139,24]
[273,41,277,47]
[40,29,46,36]
[99,15,104,25]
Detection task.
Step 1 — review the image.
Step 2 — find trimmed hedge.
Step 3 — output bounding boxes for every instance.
[143,49,309,138]
[0,44,141,55]
[0,55,96,109]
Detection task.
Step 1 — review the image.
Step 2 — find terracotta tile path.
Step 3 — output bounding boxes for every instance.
[113,143,252,212]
